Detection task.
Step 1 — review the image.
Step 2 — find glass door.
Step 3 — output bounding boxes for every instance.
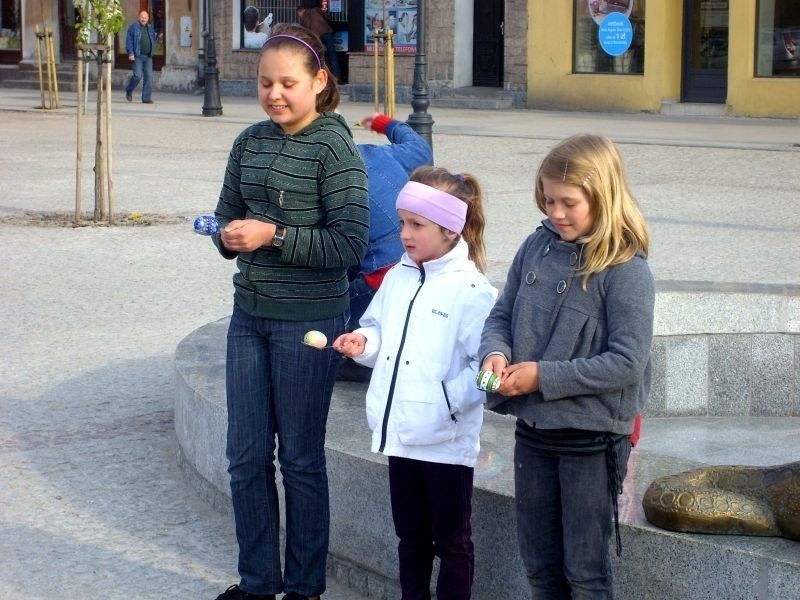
[682,0,728,102]
[0,0,21,64]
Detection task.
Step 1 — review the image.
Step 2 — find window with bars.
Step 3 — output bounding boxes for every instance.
[243,0,348,28]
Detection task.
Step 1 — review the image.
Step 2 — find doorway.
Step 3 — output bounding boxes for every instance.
[472,0,503,86]
[682,0,728,103]
[58,0,78,60]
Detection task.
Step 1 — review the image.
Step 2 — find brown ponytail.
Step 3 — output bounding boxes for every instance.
[409,166,488,273]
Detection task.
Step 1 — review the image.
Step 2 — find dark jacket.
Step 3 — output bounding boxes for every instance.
[478,220,655,435]
[213,112,369,321]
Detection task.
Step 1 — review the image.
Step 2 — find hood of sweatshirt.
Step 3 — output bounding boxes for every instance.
[264,110,354,139]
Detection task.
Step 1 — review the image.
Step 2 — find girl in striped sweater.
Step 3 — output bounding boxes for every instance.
[211,23,369,600]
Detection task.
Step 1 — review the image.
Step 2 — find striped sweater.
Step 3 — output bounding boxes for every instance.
[213,112,370,321]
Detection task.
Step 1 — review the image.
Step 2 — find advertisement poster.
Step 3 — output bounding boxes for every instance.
[364,0,417,54]
[588,0,633,25]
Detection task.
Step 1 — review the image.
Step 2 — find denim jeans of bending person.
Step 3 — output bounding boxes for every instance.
[347,273,374,330]
[514,436,631,600]
[225,304,346,596]
[125,54,153,101]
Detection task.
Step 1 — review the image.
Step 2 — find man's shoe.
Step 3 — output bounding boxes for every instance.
[283,594,320,600]
[125,92,132,102]
[215,584,275,600]
[142,99,154,104]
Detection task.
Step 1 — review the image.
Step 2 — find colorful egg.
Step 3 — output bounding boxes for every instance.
[475,370,500,392]
[193,215,221,235]
[303,330,328,349]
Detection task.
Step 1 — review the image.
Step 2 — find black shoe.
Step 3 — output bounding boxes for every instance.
[282,594,321,600]
[215,584,275,600]
[142,99,154,104]
[125,92,132,102]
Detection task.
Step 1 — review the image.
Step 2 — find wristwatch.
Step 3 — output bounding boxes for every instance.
[271,225,286,248]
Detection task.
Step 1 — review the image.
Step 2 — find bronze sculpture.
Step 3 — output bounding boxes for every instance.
[642,462,800,540]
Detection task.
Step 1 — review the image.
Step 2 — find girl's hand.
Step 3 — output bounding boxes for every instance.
[481,354,507,376]
[220,219,274,252]
[358,112,382,132]
[498,361,540,397]
[333,332,367,358]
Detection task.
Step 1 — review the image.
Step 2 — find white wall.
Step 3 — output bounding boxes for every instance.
[453,0,473,87]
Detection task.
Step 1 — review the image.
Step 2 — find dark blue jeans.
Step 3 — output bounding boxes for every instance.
[347,273,375,331]
[388,456,475,600]
[125,54,153,101]
[514,437,630,600]
[225,304,346,597]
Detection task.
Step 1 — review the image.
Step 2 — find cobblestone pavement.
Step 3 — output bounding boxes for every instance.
[0,88,798,599]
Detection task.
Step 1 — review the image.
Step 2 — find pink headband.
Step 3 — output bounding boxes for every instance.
[396,181,467,234]
[263,34,322,70]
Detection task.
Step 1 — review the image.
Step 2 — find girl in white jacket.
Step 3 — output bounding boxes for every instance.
[334,167,496,600]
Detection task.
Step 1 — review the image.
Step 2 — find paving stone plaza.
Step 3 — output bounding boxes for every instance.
[1,87,798,599]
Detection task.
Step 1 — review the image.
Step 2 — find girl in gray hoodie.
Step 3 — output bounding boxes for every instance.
[479,134,655,599]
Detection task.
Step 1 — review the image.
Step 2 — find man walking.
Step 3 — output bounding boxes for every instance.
[125,10,157,104]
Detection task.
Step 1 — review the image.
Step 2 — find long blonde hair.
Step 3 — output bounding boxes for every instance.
[534,134,649,288]
[410,166,488,273]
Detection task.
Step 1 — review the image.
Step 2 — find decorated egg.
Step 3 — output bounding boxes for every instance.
[303,330,328,349]
[475,370,500,392]
[193,215,221,235]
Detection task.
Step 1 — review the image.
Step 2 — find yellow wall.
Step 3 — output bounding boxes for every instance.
[727,1,799,117]
[528,3,683,112]
[528,1,800,118]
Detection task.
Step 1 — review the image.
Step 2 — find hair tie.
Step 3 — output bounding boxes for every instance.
[263,34,322,70]
[455,173,466,185]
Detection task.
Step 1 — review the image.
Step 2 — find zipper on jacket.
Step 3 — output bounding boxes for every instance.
[379,266,425,452]
[441,382,458,423]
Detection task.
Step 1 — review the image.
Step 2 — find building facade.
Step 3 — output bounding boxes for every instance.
[4,0,798,118]
[528,0,800,118]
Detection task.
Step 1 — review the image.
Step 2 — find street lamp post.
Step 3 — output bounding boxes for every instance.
[407,0,433,153]
[202,0,223,116]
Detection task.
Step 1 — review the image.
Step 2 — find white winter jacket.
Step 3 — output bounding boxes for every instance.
[354,240,497,467]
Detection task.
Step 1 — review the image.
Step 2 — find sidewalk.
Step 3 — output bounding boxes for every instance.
[0,85,798,599]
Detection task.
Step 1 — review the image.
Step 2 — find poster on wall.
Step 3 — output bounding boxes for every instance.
[589,0,634,57]
[364,0,417,54]
[588,0,634,25]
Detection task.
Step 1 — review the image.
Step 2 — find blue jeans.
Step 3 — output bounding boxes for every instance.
[514,436,630,600]
[225,304,346,596]
[347,273,375,331]
[125,54,153,101]
[320,32,341,80]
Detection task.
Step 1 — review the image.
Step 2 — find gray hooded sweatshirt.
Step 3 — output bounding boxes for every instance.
[478,219,655,435]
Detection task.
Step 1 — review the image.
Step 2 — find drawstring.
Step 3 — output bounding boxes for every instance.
[606,435,623,556]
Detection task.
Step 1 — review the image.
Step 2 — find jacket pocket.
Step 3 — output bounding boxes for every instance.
[394,369,457,446]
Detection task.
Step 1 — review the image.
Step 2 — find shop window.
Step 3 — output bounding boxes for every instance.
[240,0,349,50]
[0,0,21,62]
[755,0,799,77]
[573,0,645,74]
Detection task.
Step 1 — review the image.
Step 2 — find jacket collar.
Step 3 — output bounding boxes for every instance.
[399,238,473,275]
